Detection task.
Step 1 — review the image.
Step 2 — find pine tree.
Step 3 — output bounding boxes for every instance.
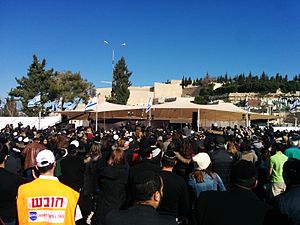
[3,96,18,117]
[188,77,192,85]
[9,55,95,116]
[109,57,132,105]
[9,55,55,116]
[181,76,185,88]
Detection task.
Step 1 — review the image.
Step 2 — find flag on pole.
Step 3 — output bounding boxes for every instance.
[65,102,75,110]
[245,96,250,112]
[146,98,152,113]
[56,97,63,111]
[85,97,97,111]
[27,93,41,107]
[290,98,300,113]
[146,102,151,113]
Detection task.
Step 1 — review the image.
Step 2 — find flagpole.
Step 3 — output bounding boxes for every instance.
[149,108,151,127]
[95,104,98,132]
[197,108,200,132]
[95,93,100,132]
[245,96,249,127]
[38,109,41,130]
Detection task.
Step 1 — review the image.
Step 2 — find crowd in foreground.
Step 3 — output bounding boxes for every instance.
[0,122,300,225]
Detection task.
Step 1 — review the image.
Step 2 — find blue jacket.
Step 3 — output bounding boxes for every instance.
[188,172,226,207]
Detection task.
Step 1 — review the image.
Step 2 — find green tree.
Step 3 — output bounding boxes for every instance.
[181,76,185,88]
[187,77,192,85]
[108,57,132,105]
[2,96,18,117]
[9,55,95,115]
[194,95,209,104]
[9,55,55,116]
[48,71,95,107]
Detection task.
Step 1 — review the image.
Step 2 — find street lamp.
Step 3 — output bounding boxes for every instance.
[103,40,126,85]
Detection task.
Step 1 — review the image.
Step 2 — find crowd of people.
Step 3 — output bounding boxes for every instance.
[0,122,300,225]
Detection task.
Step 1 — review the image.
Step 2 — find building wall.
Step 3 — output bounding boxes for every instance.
[96,80,183,106]
[154,82,182,99]
[127,86,154,106]
[96,88,111,103]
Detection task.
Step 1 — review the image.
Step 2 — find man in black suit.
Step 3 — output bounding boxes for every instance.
[0,143,25,224]
[195,160,287,225]
[157,151,189,223]
[105,171,177,225]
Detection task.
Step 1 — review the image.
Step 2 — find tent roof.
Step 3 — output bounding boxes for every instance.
[153,98,247,113]
[59,98,278,122]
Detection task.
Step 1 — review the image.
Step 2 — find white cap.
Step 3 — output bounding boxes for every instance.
[152,148,161,158]
[23,137,29,143]
[193,152,211,170]
[113,134,119,141]
[18,136,23,142]
[36,150,55,167]
[70,140,79,148]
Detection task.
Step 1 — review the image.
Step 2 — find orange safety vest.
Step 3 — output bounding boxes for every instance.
[17,176,79,225]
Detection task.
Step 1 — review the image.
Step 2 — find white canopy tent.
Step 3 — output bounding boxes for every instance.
[59,98,278,129]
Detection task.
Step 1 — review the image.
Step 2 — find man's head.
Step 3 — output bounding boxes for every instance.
[36,149,56,174]
[231,160,257,189]
[283,159,300,186]
[135,126,142,138]
[132,171,163,209]
[214,135,225,148]
[138,138,153,159]
[161,150,177,167]
[289,137,299,147]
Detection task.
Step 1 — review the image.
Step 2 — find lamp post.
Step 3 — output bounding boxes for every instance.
[103,40,126,84]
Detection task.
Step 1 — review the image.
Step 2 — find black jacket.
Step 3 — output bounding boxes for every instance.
[95,164,129,224]
[59,154,85,191]
[157,170,189,220]
[105,204,177,225]
[195,186,287,225]
[209,147,234,189]
[0,168,25,223]
[270,186,300,225]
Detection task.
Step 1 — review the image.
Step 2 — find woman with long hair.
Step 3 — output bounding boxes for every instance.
[95,148,129,225]
[187,152,226,225]
[188,152,226,203]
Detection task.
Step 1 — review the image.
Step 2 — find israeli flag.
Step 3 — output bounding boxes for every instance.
[245,97,250,112]
[27,94,41,107]
[85,97,97,111]
[65,102,75,110]
[290,98,300,113]
[146,102,151,113]
[56,98,63,111]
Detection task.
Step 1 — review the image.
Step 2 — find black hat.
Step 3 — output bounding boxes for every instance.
[0,135,8,144]
[231,160,257,187]
[162,150,176,166]
[138,138,152,155]
[148,134,157,146]
[214,135,225,145]
[284,159,300,185]
[68,144,77,154]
